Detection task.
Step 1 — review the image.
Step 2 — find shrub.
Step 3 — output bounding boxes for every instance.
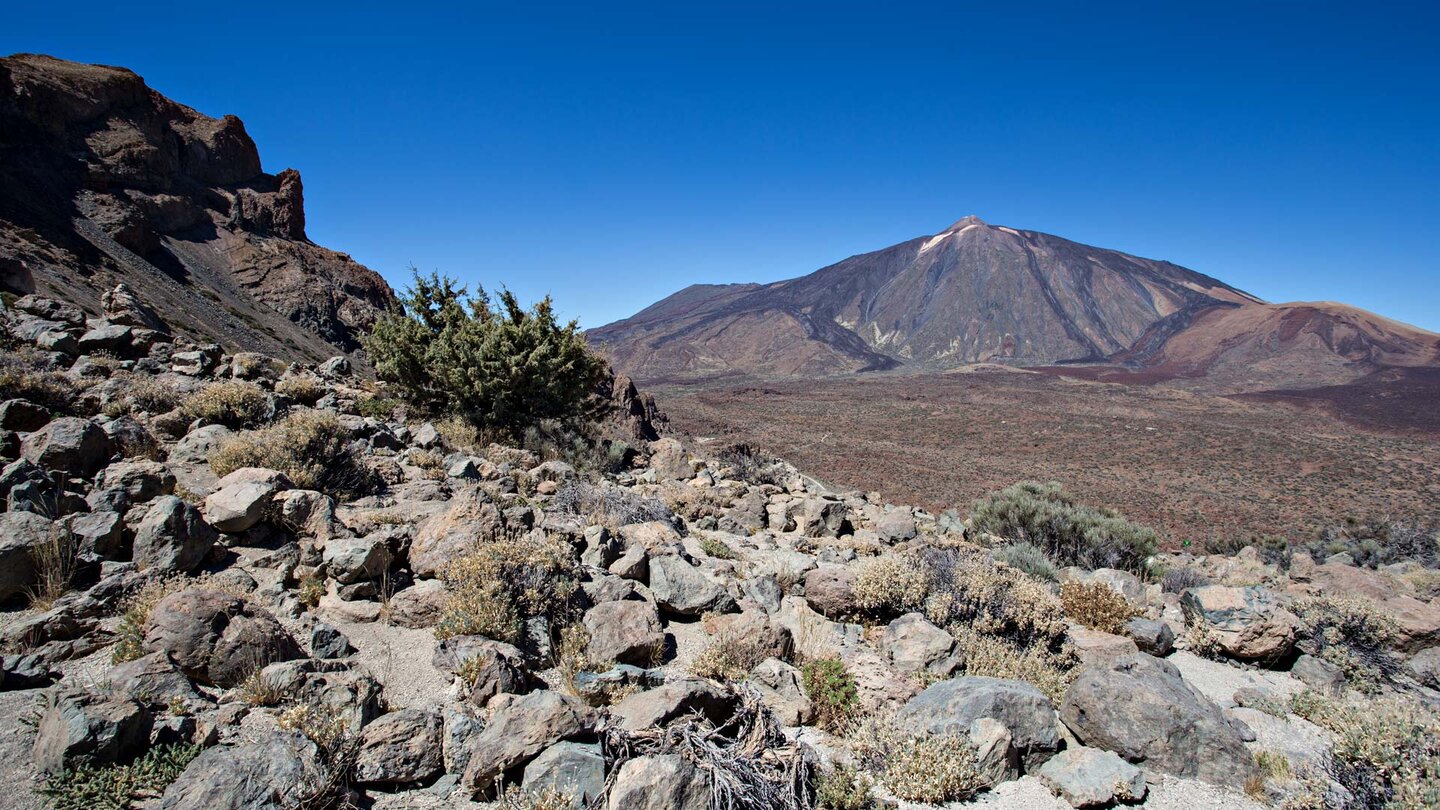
[109,372,182,415]
[210,410,375,499]
[848,715,987,804]
[26,525,79,610]
[699,536,737,560]
[920,546,1068,648]
[277,703,349,750]
[691,633,772,680]
[35,743,203,810]
[814,763,873,810]
[1161,566,1209,594]
[549,478,673,529]
[992,542,1058,581]
[180,380,270,428]
[970,481,1158,573]
[408,449,447,480]
[364,270,609,437]
[802,657,860,733]
[1291,691,1440,808]
[948,625,1077,703]
[523,419,631,474]
[497,785,574,810]
[239,668,288,707]
[0,351,80,414]
[853,554,932,618]
[1060,581,1140,634]
[1305,517,1440,569]
[1406,569,1440,601]
[435,535,580,646]
[274,374,327,405]
[1294,596,1402,690]
[717,444,787,486]
[356,396,402,420]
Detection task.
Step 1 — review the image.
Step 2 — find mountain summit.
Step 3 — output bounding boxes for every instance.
[590,218,1439,391]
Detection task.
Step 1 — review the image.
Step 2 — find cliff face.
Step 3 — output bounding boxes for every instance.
[0,53,396,359]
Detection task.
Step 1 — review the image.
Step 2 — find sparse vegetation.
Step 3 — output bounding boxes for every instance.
[36,743,203,810]
[1291,691,1440,808]
[970,481,1158,574]
[275,374,327,405]
[364,270,609,437]
[1060,581,1140,634]
[849,715,987,804]
[1161,566,1210,594]
[691,633,773,680]
[0,351,81,414]
[802,657,860,733]
[853,553,931,618]
[717,443,788,486]
[549,478,673,529]
[277,703,349,750]
[948,625,1077,703]
[919,546,1068,648]
[434,535,580,646]
[1294,595,1402,691]
[180,380,270,428]
[26,526,79,610]
[991,542,1058,581]
[210,409,375,499]
[814,763,873,810]
[1305,517,1440,569]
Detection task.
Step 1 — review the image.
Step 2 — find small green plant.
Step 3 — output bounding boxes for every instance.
[496,785,574,810]
[992,542,1058,581]
[802,657,860,733]
[970,481,1158,574]
[296,573,325,608]
[180,380,269,428]
[36,743,203,810]
[356,396,402,419]
[1059,581,1140,634]
[814,763,873,810]
[699,536,737,560]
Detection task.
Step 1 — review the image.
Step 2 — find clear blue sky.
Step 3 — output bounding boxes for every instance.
[5,1,1438,331]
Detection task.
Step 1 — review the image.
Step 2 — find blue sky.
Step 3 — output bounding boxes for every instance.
[5,1,1438,331]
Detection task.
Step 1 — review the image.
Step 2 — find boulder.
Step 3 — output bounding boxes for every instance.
[108,652,205,709]
[747,658,814,725]
[142,588,303,687]
[386,579,447,629]
[606,754,709,810]
[65,509,126,559]
[21,417,111,476]
[33,689,152,774]
[802,564,857,618]
[1036,747,1147,807]
[610,678,734,731]
[353,709,444,785]
[132,496,218,573]
[202,467,289,533]
[648,555,735,616]
[1067,627,1139,667]
[881,612,961,676]
[1122,617,1175,657]
[1059,653,1256,785]
[522,741,605,807]
[898,676,1061,770]
[310,623,353,659]
[323,532,394,584]
[584,599,665,666]
[1180,585,1298,662]
[1407,646,1440,690]
[409,486,505,577]
[0,511,49,600]
[799,496,849,537]
[460,690,598,792]
[0,399,51,431]
[160,731,322,810]
[874,508,917,542]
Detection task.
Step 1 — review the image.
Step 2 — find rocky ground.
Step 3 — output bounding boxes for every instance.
[2,290,1439,809]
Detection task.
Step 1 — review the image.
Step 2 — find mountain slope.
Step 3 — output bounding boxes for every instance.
[0,53,395,360]
[590,217,1440,392]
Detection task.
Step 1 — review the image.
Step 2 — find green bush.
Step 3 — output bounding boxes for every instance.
[180,380,270,428]
[992,542,1058,581]
[1305,517,1439,569]
[36,743,203,809]
[364,271,609,437]
[802,657,860,733]
[970,481,1158,574]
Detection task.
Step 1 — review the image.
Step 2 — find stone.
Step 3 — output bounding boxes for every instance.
[442,703,484,775]
[323,532,394,584]
[202,467,290,532]
[881,612,961,676]
[0,398,51,431]
[583,600,665,666]
[142,588,303,687]
[33,689,152,774]
[21,417,111,476]
[800,496,849,537]
[311,623,353,659]
[78,322,134,353]
[1067,627,1140,667]
[608,545,649,582]
[96,460,176,503]
[1036,746,1147,807]
[354,709,444,785]
[386,579,448,628]
[968,718,1018,785]
[160,730,322,810]
[460,690,597,792]
[747,658,814,725]
[522,741,605,807]
[409,486,506,577]
[132,495,218,573]
[874,508,917,542]
[1180,585,1299,662]
[647,438,695,481]
[610,678,735,731]
[648,554,735,616]
[617,520,683,553]
[0,510,49,600]
[108,652,205,709]
[606,754,709,810]
[1122,617,1175,657]
[1059,653,1256,785]
[898,676,1061,770]
[1407,646,1440,690]
[803,564,857,618]
[2,653,56,689]
[571,665,666,703]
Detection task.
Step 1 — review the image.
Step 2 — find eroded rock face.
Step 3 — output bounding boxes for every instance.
[0,54,396,360]
[142,588,302,686]
[898,676,1061,771]
[353,709,444,785]
[1059,653,1256,785]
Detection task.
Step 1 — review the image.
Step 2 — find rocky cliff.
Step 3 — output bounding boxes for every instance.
[0,53,396,360]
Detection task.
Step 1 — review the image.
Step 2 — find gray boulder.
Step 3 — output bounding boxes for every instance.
[606,754,709,810]
[202,467,289,533]
[460,690,598,792]
[353,709,444,785]
[21,417,111,476]
[649,555,735,616]
[898,676,1061,770]
[0,511,49,600]
[747,658,814,725]
[1122,617,1175,657]
[610,678,734,731]
[323,532,394,584]
[1180,585,1298,662]
[310,623,354,659]
[160,730,322,809]
[802,564,857,618]
[1059,653,1256,785]
[881,612,961,676]
[1036,747,1147,807]
[522,741,605,807]
[33,689,152,774]
[108,652,205,709]
[132,496,218,573]
[584,599,665,666]
[142,588,303,687]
